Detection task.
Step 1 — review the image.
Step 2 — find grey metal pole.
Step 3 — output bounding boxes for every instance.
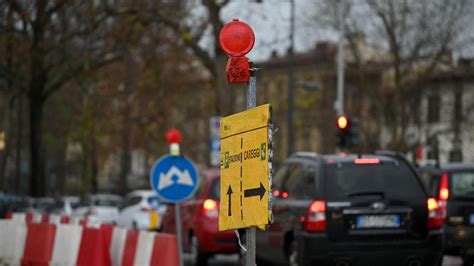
[175,203,184,266]
[336,0,345,116]
[245,66,257,266]
[287,0,295,156]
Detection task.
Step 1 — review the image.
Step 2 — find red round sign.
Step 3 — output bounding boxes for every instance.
[165,128,182,144]
[219,19,255,57]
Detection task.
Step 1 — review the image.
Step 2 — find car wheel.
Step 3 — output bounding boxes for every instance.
[191,235,208,266]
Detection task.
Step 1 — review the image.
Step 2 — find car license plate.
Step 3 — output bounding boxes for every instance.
[356,215,400,228]
[470,214,474,225]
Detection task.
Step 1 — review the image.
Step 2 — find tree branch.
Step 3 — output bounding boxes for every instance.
[154,12,216,77]
[43,52,123,101]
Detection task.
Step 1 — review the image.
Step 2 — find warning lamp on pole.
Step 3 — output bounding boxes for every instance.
[219,19,255,83]
[165,128,182,156]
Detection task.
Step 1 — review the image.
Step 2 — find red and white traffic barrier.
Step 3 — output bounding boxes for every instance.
[151,233,180,266]
[50,224,83,265]
[110,227,128,266]
[0,217,179,266]
[21,223,57,265]
[118,230,179,266]
[0,219,27,265]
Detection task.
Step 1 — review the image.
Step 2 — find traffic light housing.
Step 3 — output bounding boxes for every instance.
[336,115,360,149]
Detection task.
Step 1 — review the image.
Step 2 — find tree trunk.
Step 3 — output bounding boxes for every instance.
[15,94,23,194]
[119,103,131,195]
[29,93,45,197]
[0,93,11,190]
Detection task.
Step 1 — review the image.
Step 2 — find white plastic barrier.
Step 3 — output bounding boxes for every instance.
[12,213,26,223]
[134,231,157,265]
[32,212,43,223]
[49,214,61,224]
[110,227,127,266]
[0,219,27,265]
[0,220,8,263]
[50,224,83,266]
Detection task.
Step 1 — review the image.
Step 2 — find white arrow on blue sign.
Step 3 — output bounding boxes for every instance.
[150,155,199,203]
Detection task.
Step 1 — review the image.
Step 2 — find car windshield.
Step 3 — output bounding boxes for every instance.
[209,178,220,200]
[451,171,474,199]
[34,200,56,211]
[326,162,424,200]
[94,199,122,207]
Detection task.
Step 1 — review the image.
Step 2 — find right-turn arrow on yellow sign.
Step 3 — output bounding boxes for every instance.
[219,104,272,231]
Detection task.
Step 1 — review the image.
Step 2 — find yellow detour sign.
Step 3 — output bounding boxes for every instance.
[219,104,271,231]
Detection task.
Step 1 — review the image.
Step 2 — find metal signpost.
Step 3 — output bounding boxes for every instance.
[210,116,221,167]
[218,19,272,266]
[150,129,199,266]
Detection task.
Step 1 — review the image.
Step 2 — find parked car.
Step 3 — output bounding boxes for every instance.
[47,196,80,216]
[32,197,56,213]
[256,152,443,266]
[161,168,238,265]
[0,194,27,218]
[418,163,474,264]
[74,194,123,224]
[117,190,166,231]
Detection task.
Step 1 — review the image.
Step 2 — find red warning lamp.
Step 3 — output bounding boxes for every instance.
[337,115,349,130]
[219,19,255,57]
[165,129,182,144]
[219,19,255,83]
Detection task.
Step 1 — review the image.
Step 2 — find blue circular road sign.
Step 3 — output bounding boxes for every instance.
[150,155,199,203]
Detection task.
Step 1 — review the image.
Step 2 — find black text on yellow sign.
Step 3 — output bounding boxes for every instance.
[219,104,271,231]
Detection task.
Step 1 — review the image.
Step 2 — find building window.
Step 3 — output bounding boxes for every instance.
[449,149,463,162]
[454,90,463,122]
[427,94,440,123]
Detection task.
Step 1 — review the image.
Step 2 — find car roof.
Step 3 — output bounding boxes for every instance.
[439,163,474,171]
[126,190,157,198]
[89,194,123,201]
[291,153,400,164]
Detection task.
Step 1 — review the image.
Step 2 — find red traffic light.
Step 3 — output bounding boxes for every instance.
[337,115,349,130]
[165,129,182,144]
[219,19,255,57]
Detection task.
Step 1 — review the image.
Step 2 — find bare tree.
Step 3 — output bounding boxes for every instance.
[140,0,234,115]
[313,0,473,151]
[0,0,124,196]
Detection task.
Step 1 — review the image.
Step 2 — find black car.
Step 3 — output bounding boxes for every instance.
[418,163,474,264]
[256,152,443,266]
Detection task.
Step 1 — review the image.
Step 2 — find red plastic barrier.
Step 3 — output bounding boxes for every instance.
[21,223,57,266]
[101,224,114,266]
[150,233,179,266]
[60,215,71,224]
[5,211,13,219]
[121,229,139,266]
[25,212,34,223]
[76,227,109,266]
[41,214,50,223]
[79,218,88,227]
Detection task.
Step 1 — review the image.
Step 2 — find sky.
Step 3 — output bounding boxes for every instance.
[219,0,337,62]
[192,0,474,63]
[218,0,474,62]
